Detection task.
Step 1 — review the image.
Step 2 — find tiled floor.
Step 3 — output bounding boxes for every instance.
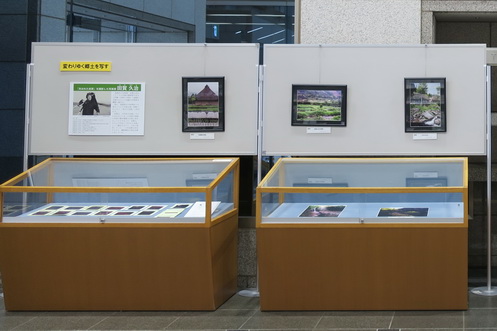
[1,290,497,330]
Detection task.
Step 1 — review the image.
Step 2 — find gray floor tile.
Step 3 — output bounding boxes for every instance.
[2,290,497,330]
[317,311,393,329]
[468,290,497,308]
[217,293,260,310]
[166,309,255,330]
[391,310,464,329]
[258,330,377,331]
[0,313,38,331]
[88,312,182,330]
[9,312,114,331]
[465,308,497,328]
[241,311,323,330]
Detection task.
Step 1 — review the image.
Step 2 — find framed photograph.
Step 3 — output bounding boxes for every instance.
[182,77,225,132]
[405,78,446,132]
[291,85,347,127]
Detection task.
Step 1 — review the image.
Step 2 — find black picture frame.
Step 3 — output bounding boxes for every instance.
[182,77,225,132]
[291,85,347,127]
[405,78,446,133]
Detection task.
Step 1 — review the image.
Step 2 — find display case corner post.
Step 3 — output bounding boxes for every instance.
[255,187,262,227]
[234,159,240,209]
[206,187,212,225]
[0,192,3,222]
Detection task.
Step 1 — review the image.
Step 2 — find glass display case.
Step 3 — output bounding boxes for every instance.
[1,157,238,224]
[258,157,466,225]
[0,157,239,311]
[256,157,468,311]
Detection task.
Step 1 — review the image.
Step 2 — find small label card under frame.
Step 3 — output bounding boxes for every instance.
[413,133,438,140]
[413,171,439,178]
[306,127,331,134]
[190,133,215,140]
[192,173,217,180]
[308,177,333,184]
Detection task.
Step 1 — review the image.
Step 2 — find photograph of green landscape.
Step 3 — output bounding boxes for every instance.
[405,78,446,132]
[182,77,225,132]
[291,85,347,126]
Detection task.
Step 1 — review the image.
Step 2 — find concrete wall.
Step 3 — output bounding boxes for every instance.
[299,0,421,44]
[299,0,497,45]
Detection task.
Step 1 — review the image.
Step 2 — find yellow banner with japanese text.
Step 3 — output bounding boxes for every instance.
[60,62,112,72]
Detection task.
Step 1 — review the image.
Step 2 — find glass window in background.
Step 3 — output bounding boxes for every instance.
[206,2,295,44]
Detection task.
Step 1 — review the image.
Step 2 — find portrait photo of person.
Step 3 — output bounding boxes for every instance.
[72,90,112,116]
[77,92,100,115]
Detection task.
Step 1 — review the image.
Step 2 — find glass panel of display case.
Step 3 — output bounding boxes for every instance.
[258,157,466,225]
[260,158,464,188]
[1,158,237,224]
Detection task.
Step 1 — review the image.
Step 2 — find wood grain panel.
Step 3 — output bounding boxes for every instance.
[0,214,238,310]
[257,226,467,310]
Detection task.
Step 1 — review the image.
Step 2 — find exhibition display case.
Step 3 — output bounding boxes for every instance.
[0,157,240,310]
[256,157,468,310]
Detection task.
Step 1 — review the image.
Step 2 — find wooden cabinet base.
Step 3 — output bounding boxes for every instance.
[257,226,467,311]
[0,215,238,311]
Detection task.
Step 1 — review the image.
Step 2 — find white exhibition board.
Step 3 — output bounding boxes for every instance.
[29,43,259,155]
[262,44,487,156]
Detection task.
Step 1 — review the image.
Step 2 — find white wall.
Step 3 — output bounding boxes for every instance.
[29,43,259,155]
[263,44,486,156]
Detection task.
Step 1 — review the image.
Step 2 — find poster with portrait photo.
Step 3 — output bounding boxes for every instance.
[68,82,145,135]
[182,77,225,132]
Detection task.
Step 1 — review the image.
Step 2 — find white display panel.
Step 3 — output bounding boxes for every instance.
[262,202,464,224]
[29,43,259,155]
[262,44,487,156]
[3,202,232,224]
